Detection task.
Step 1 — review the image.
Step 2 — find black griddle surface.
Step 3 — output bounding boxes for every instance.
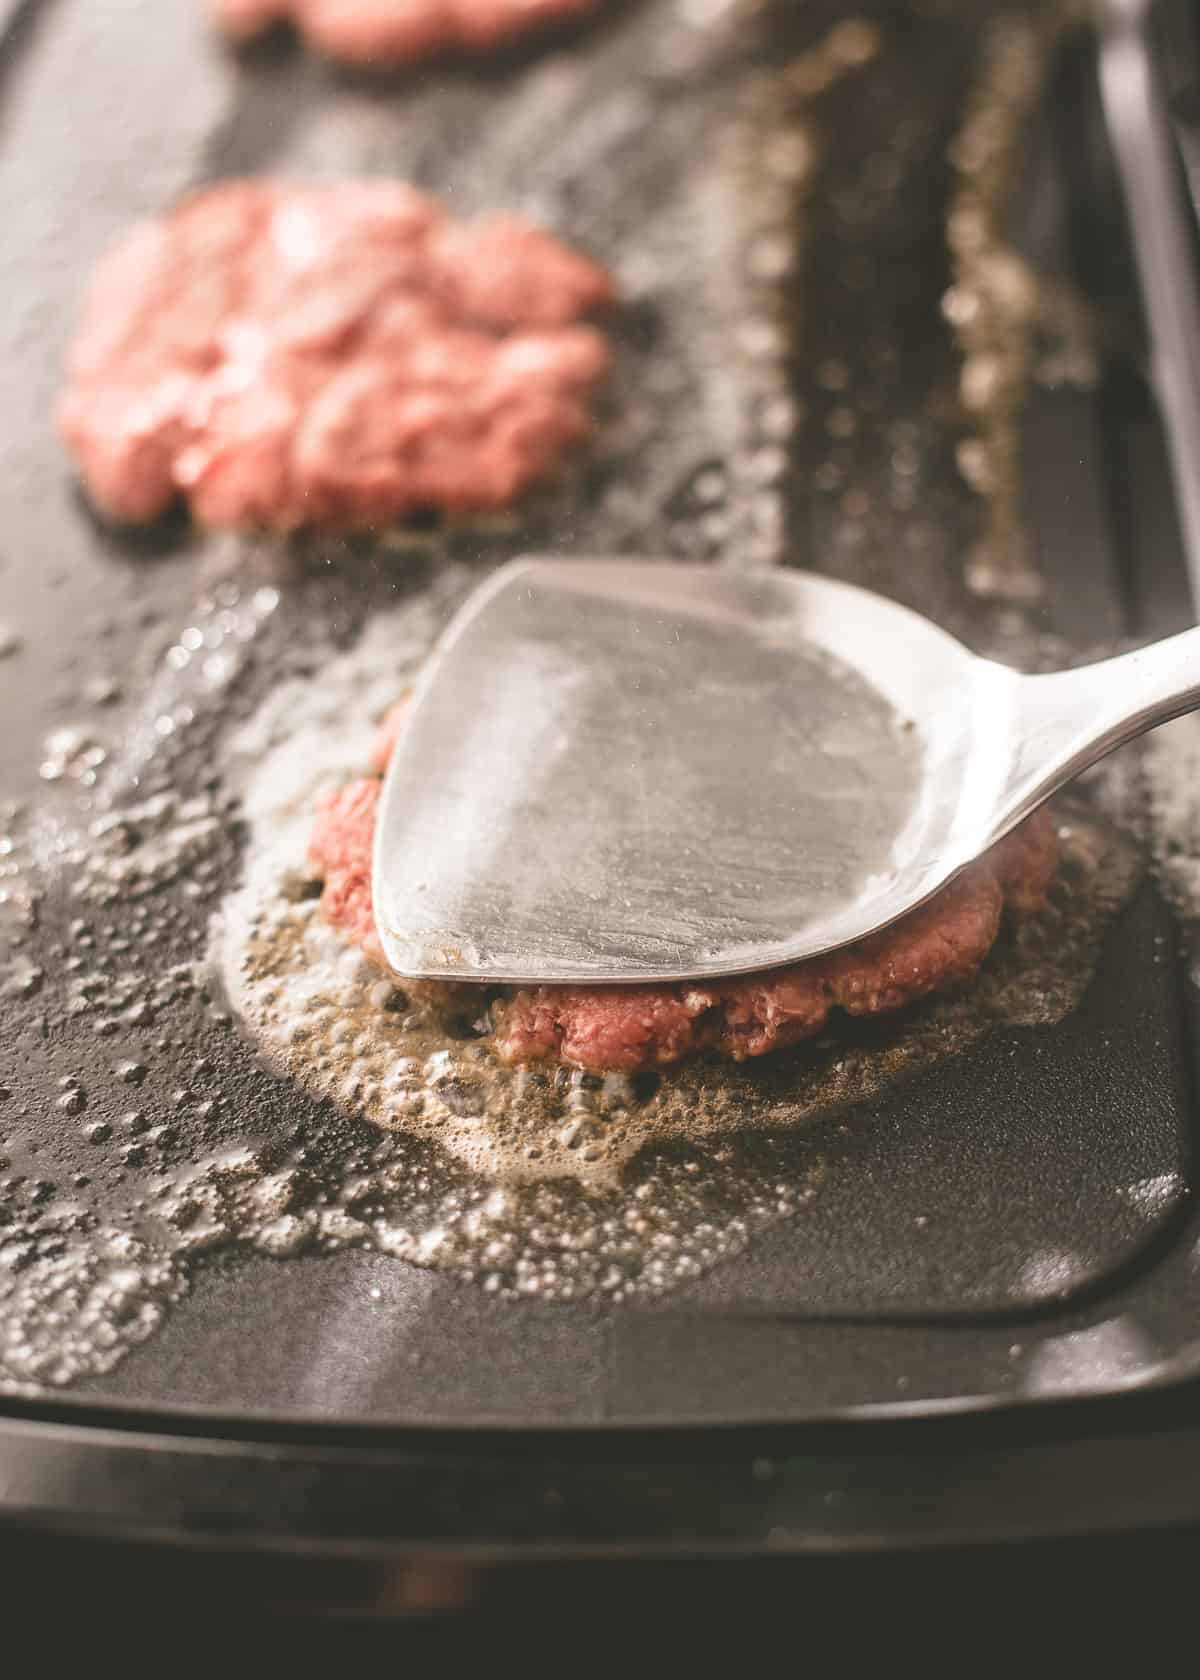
[0,0,1198,1437]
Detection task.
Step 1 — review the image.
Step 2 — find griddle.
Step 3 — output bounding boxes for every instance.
[3,0,1200,1563]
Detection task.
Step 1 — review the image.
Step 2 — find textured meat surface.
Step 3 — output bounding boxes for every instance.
[309,717,1059,1071]
[213,0,601,64]
[493,865,1008,1068]
[60,181,613,529]
[308,777,384,966]
[989,813,1059,910]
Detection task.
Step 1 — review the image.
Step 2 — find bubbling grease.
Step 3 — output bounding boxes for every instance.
[944,3,1098,607]
[218,601,1142,1196]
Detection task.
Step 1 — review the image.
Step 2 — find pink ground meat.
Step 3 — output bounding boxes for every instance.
[305,705,1060,1072]
[213,0,601,64]
[308,776,385,966]
[60,181,613,530]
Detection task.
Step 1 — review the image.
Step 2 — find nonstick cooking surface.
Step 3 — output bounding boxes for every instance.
[0,0,1197,1425]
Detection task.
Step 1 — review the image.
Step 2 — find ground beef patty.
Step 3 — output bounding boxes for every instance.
[60,180,613,529]
[306,704,1059,1072]
[214,0,601,63]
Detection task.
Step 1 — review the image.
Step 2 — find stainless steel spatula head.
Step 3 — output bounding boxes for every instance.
[373,558,1200,985]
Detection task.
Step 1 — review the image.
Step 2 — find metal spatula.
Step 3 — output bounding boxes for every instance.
[373,558,1200,985]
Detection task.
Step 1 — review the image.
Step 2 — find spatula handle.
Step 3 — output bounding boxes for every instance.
[1001,626,1200,831]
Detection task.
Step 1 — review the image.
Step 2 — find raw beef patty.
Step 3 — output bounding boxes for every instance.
[213,0,602,65]
[60,180,613,530]
[306,701,1060,1073]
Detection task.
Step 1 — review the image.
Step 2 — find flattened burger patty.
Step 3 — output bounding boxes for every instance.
[305,706,1059,1072]
[59,181,613,529]
[214,0,601,62]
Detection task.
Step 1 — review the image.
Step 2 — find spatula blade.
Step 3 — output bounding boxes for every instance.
[373,558,935,984]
